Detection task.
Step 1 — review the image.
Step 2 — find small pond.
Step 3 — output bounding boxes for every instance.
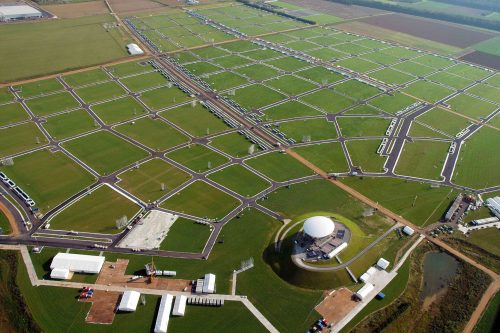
[421,251,459,299]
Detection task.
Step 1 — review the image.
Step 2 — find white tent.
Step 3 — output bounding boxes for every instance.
[327,242,347,259]
[355,283,374,300]
[359,273,370,283]
[402,226,415,236]
[50,268,70,280]
[172,295,187,316]
[154,294,173,333]
[127,43,144,55]
[50,253,105,274]
[366,266,378,275]
[377,258,390,270]
[203,273,216,294]
[118,291,141,312]
[303,216,335,239]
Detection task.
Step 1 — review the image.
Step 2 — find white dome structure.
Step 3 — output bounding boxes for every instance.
[303,216,335,239]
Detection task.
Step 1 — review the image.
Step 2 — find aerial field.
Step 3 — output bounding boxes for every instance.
[42,109,97,140]
[337,116,391,137]
[117,158,191,202]
[62,131,149,175]
[345,140,387,172]
[25,92,80,117]
[0,15,131,82]
[230,85,286,110]
[62,69,110,87]
[278,118,338,142]
[121,71,169,92]
[139,86,193,111]
[301,89,354,113]
[245,152,314,182]
[161,181,240,220]
[91,96,148,124]
[0,122,47,158]
[446,94,497,119]
[166,144,229,173]
[107,60,154,78]
[0,149,94,214]
[402,80,453,103]
[75,81,126,104]
[49,185,141,234]
[262,101,322,121]
[395,140,449,180]
[15,78,63,98]
[417,107,470,136]
[160,218,211,253]
[0,103,29,127]
[292,142,349,173]
[208,164,271,197]
[209,132,258,158]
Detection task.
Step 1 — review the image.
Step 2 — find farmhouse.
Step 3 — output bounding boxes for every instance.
[0,5,42,21]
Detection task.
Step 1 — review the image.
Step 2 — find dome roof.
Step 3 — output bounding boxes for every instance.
[303,216,335,238]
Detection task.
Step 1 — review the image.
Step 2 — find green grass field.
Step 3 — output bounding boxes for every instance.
[369,93,417,114]
[301,89,354,113]
[0,87,13,104]
[395,140,449,180]
[0,149,94,214]
[336,58,380,73]
[25,92,80,117]
[166,144,229,173]
[139,86,192,111]
[161,181,239,220]
[393,61,436,77]
[0,122,47,157]
[0,103,29,127]
[262,101,322,121]
[205,71,248,91]
[235,64,280,81]
[230,85,286,110]
[115,117,189,151]
[337,117,391,137]
[369,68,415,85]
[453,127,500,188]
[0,211,10,235]
[447,94,497,119]
[427,72,473,90]
[245,152,314,182]
[91,96,148,124]
[75,81,126,104]
[296,66,344,85]
[160,103,229,137]
[208,164,270,197]
[209,132,258,158]
[107,61,153,78]
[120,71,168,92]
[417,107,470,136]
[334,80,381,100]
[345,140,387,172]
[412,54,454,69]
[266,75,317,96]
[14,78,63,98]
[473,292,500,333]
[117,158,191,202]
[278,118,338,142]
[266,56,309,72]
[159,218,211,253]
[467,84,500,104]
[0,15,131,82]
[63,131,149,175]
[42,109,96,139]
[402,81,453,103]
[292,142,349,173]
[342,177,458,226]
[62,69,110,88]
[446,63,490,81]
[409,122,447,139]
[49,185,141,233]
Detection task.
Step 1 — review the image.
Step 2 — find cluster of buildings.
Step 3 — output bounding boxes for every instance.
[355,258,390,301]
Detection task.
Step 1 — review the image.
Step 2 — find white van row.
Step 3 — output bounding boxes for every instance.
[0,172,36,207]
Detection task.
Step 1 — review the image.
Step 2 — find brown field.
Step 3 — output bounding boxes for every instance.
[82,290,120,324]
[315,288,357,325]
[460,51,500,70]
[359,14,497,48]
[41,1,108,19]
[108,0,166,14]
[285,0,387,19]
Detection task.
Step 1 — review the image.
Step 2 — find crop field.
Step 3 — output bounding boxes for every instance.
[115,117,189,151]
[62,131,149,175]
[161,181,240,220]
[0,149,94,214]
[208,164,271,197]
[117,158,191,202]
[48,185,141,233]
[0,15,131,82]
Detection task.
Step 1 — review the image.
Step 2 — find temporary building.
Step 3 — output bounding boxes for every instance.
[303,216,335,239]
[355,283,374,300]
[366,266,378,275]
[486,197,500,218]
[50,253,105,274]
[377,258,390,270]
[202,273,216,294]
[127,43,144,55]
[118,291,141,312]
[172,295,187,316]
[402,226,415,236]
[0,5,42,21]
[359,273,370,283]
[327,242,348,259]
[50,268,70,280]
[154,294,173,333]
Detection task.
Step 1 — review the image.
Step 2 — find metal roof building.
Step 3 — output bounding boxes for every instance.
[355,283,374,300]
[486,197,500,218]
[118,291,141,312]
[154,294,173,333]
[303,216,335,239]
[0,5,42,21]
[50,253,105,274]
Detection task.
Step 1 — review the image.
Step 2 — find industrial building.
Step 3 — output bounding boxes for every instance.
[154,294,174,333]
[49,253,105,279]
[127,43,144,55]
[0,5,42,21]
[118,291,141,312]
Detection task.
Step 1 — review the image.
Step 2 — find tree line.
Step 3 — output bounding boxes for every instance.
[433,0,500,12]
[236,0,316,25]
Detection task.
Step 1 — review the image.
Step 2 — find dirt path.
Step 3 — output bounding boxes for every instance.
[0,200,19,236]
[463,279,500,333]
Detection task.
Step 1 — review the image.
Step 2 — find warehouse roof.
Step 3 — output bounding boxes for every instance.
[0,5,41,16]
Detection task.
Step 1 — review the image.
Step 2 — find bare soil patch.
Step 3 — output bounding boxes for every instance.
[81,290,120,324]
[359,14,496,48]
[41,1,108,18]
[315,288,357,324]
[108,0,166,15]
[460,51,500,70]
[284,0,387,19]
